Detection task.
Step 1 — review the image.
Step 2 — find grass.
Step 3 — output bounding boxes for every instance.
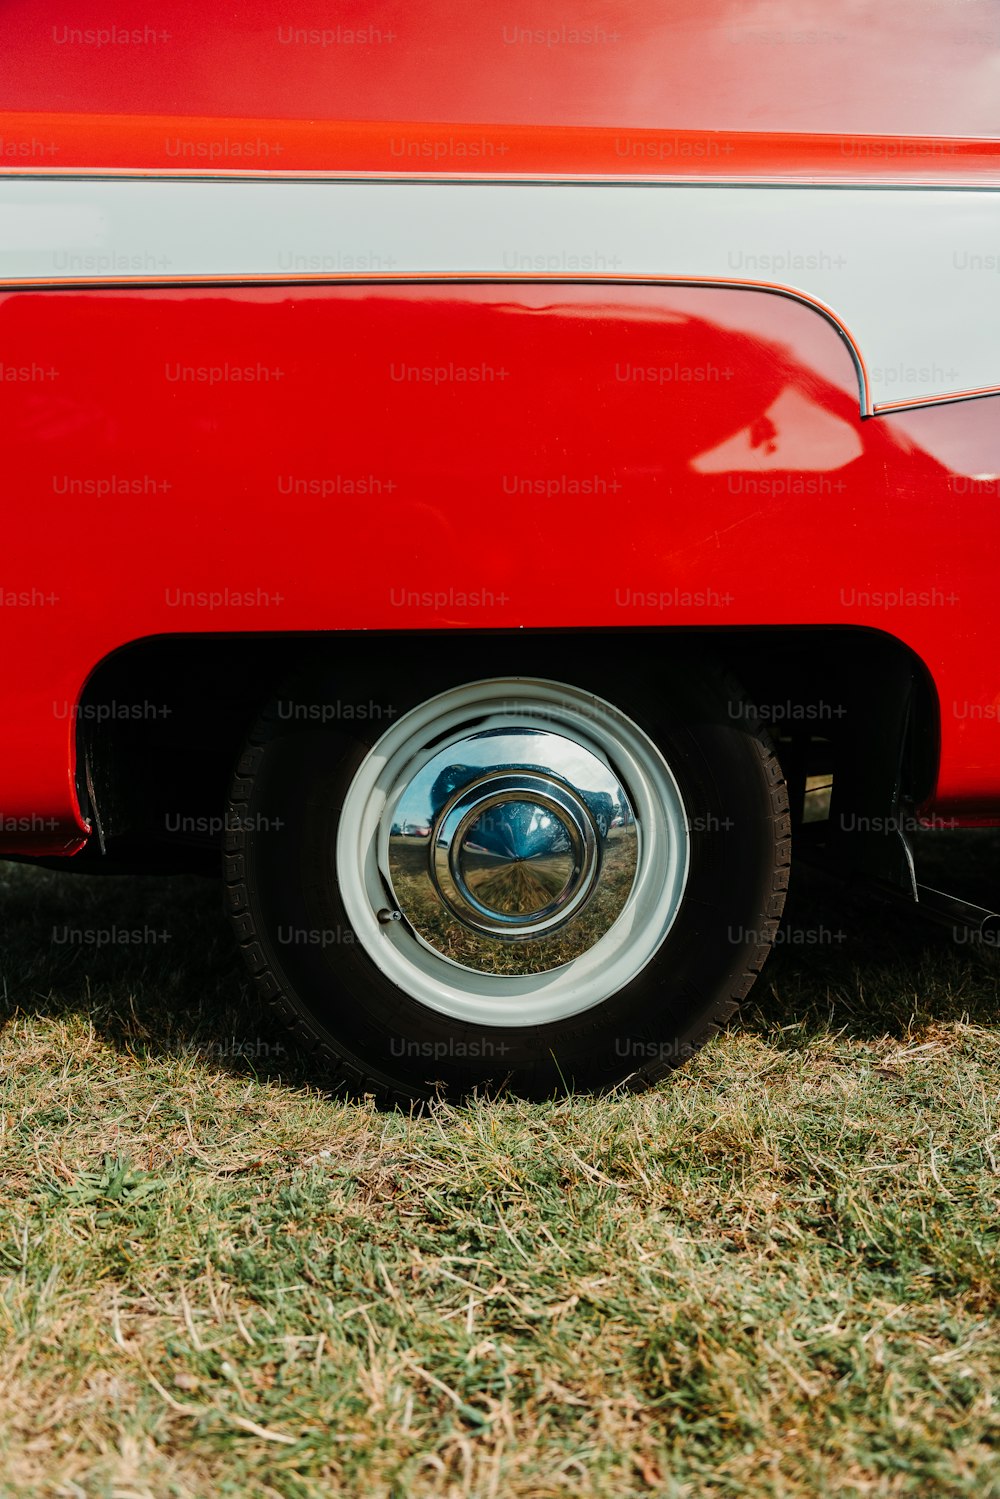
[0,839,999,1496]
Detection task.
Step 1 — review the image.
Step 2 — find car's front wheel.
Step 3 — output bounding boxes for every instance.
[225,656,789,1101]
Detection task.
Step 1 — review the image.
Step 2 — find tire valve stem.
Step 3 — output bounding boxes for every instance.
[376,908,402,925]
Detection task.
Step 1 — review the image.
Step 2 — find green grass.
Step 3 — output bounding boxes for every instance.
[1,842,999,1497]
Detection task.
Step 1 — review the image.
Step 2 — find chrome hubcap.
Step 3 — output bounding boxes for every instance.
[336,678,689,1027]
[388,733,637,969]
[441,787,589,930]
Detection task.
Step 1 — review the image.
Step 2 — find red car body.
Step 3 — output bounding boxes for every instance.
[1,0,999,859]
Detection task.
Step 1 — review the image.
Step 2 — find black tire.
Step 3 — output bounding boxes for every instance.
[224,650,789,1102]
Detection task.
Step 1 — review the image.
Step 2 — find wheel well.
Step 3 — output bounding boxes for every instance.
[63,628,937,876]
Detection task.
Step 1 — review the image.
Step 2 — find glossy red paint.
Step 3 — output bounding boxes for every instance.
[3,0,999,142]
[3,114,999,185]
[2,3,999,856]
[3,1,1000,186]
[2,279,998,852]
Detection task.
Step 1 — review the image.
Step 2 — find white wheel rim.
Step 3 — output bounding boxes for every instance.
[336,677,690,1027]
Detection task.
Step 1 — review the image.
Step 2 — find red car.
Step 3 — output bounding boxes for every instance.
[2,2,998,1100]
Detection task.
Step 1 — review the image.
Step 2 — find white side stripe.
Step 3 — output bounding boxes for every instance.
[1,178,998,411]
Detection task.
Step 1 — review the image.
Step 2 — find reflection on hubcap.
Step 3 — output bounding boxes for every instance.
[386,727,637,973]
[460,800,576,914]
[431,774,601,940]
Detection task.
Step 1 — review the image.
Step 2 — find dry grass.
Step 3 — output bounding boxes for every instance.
[0,837,998,1497]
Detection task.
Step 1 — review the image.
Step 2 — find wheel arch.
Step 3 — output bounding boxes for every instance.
[33,625,940,881]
